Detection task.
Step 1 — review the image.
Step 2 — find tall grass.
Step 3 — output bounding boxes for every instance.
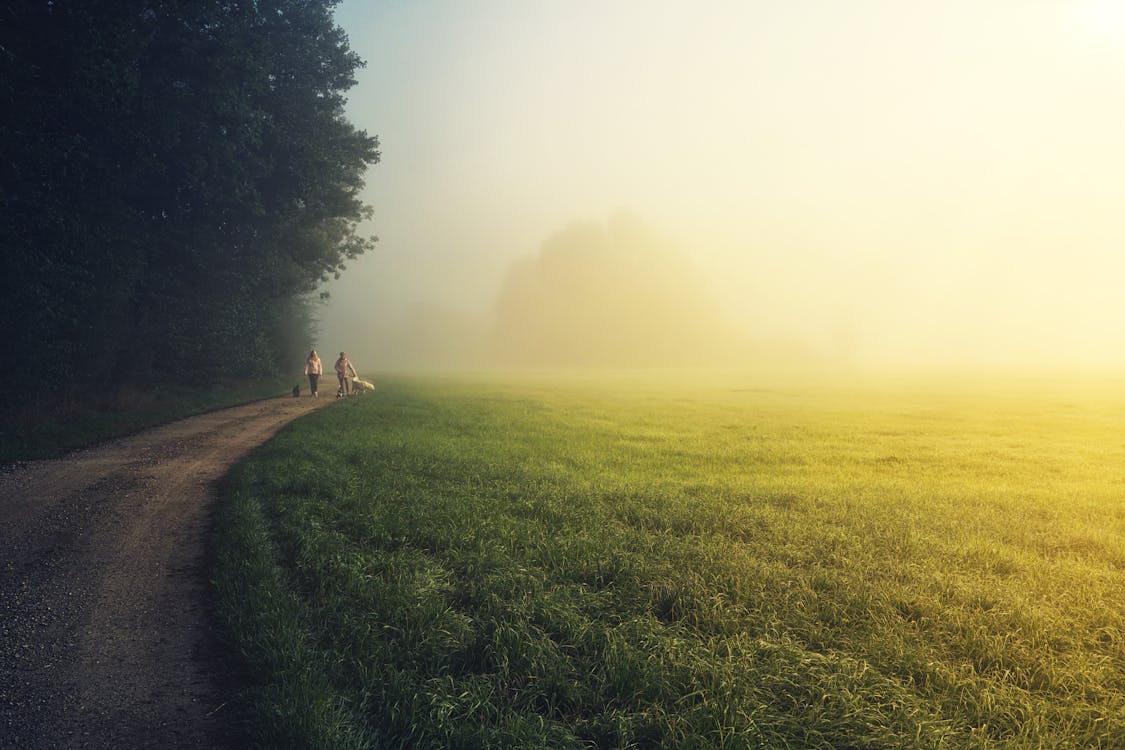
[213,373,1125,748]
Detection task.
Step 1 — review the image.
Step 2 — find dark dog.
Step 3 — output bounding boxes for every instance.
[292,385,301,398]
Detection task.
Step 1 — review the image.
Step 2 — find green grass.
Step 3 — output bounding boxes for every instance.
[213,372,1125,748]
[0,375,292,464]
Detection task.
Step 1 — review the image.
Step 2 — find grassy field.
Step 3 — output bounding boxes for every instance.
[213,372,1125,748]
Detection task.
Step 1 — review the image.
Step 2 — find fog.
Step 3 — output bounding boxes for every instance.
[317,1,1125,374]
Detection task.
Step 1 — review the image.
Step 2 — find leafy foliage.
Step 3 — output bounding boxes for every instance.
[0,0,377,407]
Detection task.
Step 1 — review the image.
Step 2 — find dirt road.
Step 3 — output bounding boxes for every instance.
[0,393,333,749]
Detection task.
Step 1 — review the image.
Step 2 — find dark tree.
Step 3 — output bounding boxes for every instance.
[0,0,378,409]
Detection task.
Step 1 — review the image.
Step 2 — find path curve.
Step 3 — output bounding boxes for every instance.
[0,393,333,748]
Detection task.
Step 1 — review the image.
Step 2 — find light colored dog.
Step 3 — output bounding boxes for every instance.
[350,376,375,394]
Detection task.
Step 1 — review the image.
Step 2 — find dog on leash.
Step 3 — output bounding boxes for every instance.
[292,385,301,398]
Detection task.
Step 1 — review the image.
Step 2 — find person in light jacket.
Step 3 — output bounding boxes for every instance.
[334,351,357,396]
[305,350,322,397]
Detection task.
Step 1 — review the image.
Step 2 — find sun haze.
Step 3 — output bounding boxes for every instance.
[319,0,1125,372]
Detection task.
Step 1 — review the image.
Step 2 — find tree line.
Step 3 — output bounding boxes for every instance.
[0,0,378,412]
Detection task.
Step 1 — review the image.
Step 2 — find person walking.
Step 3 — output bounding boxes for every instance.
[334,351,357,397]
[305,350,322,397]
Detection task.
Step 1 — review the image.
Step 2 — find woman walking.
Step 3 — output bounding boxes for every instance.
[305,350,322,397]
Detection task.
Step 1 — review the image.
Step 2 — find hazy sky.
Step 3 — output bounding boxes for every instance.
[319,0,1125,370]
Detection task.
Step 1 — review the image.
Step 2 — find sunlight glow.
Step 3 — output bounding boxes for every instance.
[1072,0,1125,41]
[324,0,1125,372]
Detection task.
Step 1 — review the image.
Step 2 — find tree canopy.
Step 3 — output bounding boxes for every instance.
[0,0,378,409]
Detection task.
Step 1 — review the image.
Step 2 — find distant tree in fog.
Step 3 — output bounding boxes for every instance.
[491,213,744,367]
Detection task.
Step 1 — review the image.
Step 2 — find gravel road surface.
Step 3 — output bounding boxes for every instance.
[0,393,332,748]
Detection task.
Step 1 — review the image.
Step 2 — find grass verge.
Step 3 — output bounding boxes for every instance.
[0,376,291,464]
[213,373,1125,748]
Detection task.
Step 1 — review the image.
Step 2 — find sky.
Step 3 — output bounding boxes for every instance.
[318,0,1125,371]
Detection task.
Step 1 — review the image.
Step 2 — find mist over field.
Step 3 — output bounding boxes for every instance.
[316,1,1125,375]
[489,214,740,368]
[333,212,833,372]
